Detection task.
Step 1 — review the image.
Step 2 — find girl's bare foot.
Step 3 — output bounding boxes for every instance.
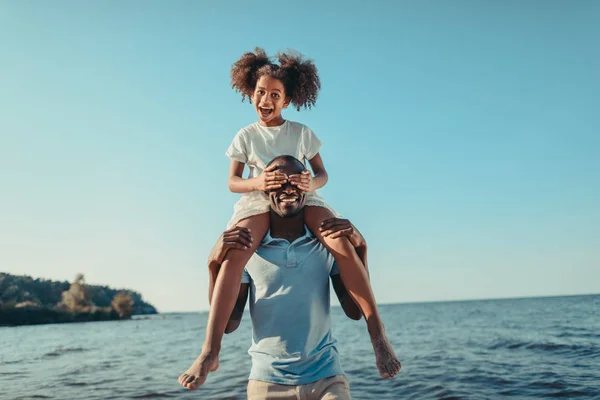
[178,352,219,390]
[372,333,401,378]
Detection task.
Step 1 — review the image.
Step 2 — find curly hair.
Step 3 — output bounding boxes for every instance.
[230,47,321,110]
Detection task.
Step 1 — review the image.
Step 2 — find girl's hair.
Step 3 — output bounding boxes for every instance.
[230,47,321,110]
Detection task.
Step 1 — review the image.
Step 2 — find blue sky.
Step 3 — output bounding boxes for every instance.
[1,1,598,312]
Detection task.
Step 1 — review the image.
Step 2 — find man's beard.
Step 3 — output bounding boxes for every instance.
[271,205,304,218]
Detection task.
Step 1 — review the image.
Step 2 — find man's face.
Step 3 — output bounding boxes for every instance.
[266,161,306,218]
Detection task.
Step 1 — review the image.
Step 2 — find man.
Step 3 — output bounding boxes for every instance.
[180,155,394,399]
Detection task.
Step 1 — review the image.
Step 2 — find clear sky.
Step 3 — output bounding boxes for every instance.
[1,1,598,312]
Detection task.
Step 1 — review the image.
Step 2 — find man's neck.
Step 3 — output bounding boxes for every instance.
[269,209,306,243]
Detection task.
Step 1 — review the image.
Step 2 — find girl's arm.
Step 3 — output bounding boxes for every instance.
[307,153,329,191]
[227,160,288,193]
[227,160,256,193]
[289,153,329,192]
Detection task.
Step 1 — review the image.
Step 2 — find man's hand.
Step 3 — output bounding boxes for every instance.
[289,170,313,192]
[254,164,288,191]
[319,218,365,249]
[209,226,254,266]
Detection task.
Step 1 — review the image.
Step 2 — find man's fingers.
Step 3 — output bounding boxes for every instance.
[227,226,250,235]
[320,218,338,228]
[329,228,353,239]
[321,223,351,236]
[320,218,349,229]
[225,234,252,247]
[321,227,340,236]
[225,237,249,247]
[225,240,248,250]
[264,163,277,172]
[224,229,252,242]
[224,230,253,246]
[225,226,250,235]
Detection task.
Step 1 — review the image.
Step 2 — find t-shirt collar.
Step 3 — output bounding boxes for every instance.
[262,226,313,245]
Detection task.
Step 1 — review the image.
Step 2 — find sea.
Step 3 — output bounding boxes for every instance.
[1,295,598,399]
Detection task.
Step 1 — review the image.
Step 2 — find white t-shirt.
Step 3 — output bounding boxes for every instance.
[225,120,322,178]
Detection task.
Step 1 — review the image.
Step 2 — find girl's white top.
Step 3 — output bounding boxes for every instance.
[226,120,322,178]
[225,120,338,228]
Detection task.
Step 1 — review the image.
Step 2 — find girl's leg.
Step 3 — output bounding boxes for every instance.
[179,212,270,390]
[305,206,401,379]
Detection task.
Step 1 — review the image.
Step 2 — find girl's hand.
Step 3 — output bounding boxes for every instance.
[255,164,288,191]
[210,227,254,266]
[319,218,366,249]
[289,170,313,192]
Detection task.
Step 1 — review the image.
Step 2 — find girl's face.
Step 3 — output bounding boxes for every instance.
[252,75,290,127]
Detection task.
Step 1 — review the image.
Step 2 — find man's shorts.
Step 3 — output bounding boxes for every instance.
[247,374,351,400]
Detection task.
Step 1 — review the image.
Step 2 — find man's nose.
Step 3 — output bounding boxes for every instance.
[282,182,296,193]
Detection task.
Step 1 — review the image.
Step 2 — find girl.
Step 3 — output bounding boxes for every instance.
[179,48,401,389]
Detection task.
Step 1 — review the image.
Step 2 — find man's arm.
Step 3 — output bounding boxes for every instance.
[207,227,253,332]
[321,218,369,320]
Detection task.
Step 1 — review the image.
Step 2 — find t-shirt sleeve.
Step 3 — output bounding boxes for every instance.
[330,261,339,276]
[241,268,251,284]
[225,130,248,163]
[302,125,323,161]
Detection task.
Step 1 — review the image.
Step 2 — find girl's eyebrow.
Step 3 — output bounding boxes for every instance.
[256,86,282,92]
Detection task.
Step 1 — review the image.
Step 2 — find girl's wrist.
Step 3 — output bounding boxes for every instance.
[248,176,259,191]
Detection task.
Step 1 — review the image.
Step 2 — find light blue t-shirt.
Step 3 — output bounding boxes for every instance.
[241,227,343,385]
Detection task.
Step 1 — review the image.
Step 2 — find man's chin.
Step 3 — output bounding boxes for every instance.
[273,206,302,218]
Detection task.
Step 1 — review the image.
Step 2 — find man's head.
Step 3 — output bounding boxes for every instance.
[265,155,306,218]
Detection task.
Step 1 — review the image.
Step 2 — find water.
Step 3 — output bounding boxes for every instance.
[1,295,598,399]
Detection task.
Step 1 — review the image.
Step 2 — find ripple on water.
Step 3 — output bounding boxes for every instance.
[42,347,89,358]
[130,392,175,398]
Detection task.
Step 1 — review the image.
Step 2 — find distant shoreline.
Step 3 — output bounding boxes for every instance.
[0,272,158,327]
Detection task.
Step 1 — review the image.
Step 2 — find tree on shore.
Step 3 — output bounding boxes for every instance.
[59,274,92,312]
[111,292,134,319]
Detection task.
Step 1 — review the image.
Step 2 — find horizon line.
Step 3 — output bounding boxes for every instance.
[159,292,599,314]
